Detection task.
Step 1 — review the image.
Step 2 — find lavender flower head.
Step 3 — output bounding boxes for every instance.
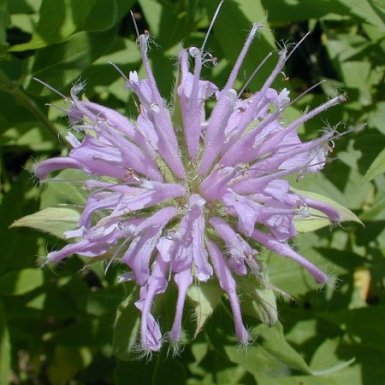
[35,21,345,353]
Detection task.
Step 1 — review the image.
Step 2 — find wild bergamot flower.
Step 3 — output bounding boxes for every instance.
[34,20,346,352]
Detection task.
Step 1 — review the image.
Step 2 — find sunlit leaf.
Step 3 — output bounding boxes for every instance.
[364,147,385,181]
[238,272,278,326]
[292,188,363,232]
[11,207,80,239]
[256,368,361,385]
[368,101,385,134]
[204,0,275,90]
[40,169,87,210]
[255,323,312,374]
[187,281,221,338]
[310,338,355,376]
[336,0,385,32]
[0,269,43,296]
[360,195,385,220]
[47,346,92,385]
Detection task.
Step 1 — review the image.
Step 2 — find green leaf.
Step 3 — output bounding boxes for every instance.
[0,300,11,385]
[53,315,113,347]
[139,0,164,37]
[332,146,372,210]
[47,345,92,385]
[187,281,221,338]
[9,0,98,51]
[260,0,349,22]
[0,269,43,296]
[227,0,276,47]
[204,0,275,90]
[360,195,385,220]
[82,0,118,31]
[369,101,385,134]
[11,207,80,239]
[115,0,137,16]
[268,250,321,296]
[86,285,126,316]
[310,338,355,376]
[320,306,385,354]
[224,323,311,381]
[215,365,248,385]
[338,61,372,104]
[191,342,209,364]
[223,342,293,379]
[336,0,385,32]
[256,368,362,385]
[0,169,41,274]
[112,286,140,361]
[364,147,385,181]
[255,323,312,374]
[40,169,87,210]
[262,0,385,30]
[238,271,278,326]
[29,29,117,92]
[1,125,55,150]
[0,89,39,129]
[0,0,10,52]
[256,335,360,383]
[115,357,186,385]
[291,188,363,232]
[138,0,193,96]
[139,0,189,48]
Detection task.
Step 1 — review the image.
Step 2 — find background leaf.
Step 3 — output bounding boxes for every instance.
[0,300,11,385]
[364,147,385,181]
[0,269,43,296]
[9,0,98,51]
[11,207,80,239]
[292,188,363,232]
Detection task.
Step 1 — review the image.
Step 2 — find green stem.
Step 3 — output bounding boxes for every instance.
[151,352,162,385]
[0,71,59,138]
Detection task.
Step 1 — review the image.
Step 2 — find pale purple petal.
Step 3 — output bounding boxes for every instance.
[178,49,218,160]
[199,89,237,175]
[111,182,185,218]
[170,194,212,281]
[135,255,169,351]
[170,269,193,343]
[128,37,186,179]
[69,100,137,138]
[210,216,259,275]
[221,190,262,236]
[301,196,341,222]
[200,167,237,200]
[207,240,250,344]
[35,157,82,179]
[249,228,328,283]
[122,208,177,285]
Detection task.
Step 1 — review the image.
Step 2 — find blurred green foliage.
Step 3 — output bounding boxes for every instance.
[1,0,385,384]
